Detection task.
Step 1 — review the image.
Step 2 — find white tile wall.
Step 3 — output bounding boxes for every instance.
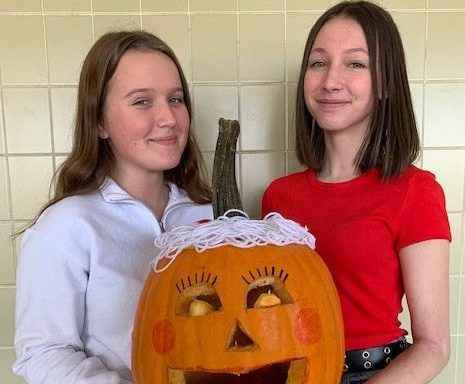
[0,2,464,383]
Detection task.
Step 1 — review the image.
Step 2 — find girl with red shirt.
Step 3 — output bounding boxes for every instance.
[262,2,451,383]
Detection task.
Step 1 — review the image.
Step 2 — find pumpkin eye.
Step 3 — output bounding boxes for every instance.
[176,284,222,316]
[247,276,293,309]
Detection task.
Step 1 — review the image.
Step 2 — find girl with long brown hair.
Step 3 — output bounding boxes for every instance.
[13,30,212,383]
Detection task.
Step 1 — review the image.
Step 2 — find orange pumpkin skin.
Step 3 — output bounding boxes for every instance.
[132,244,344,384]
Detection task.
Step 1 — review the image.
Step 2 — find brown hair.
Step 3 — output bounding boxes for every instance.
[21,30,211,233]
[295,0,419,178]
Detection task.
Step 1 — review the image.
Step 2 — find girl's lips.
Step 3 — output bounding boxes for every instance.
[317,99,350,109]
[150,137,177,145]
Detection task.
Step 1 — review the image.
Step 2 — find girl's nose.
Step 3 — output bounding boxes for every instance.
[322,65,343,91]
[156,102,176,127]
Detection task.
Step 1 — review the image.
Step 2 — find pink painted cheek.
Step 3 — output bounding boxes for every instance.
[294,308,322,345]
[152,319,176,355]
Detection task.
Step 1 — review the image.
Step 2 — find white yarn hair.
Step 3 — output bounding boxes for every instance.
[153,210,316,272]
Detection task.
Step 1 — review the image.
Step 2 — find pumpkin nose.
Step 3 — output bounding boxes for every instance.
[227,319,256,350]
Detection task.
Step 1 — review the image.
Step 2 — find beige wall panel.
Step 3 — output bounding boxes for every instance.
[239,14,285,81]
[391,12,426,79]
[0,158,9,219]
[424,83,465,147]
[0,16,47,84]
[0,349,24,384]
[141,0,187,12]
[422,150,465,212]
[0,97,4,154]
[9,156,53,220]
[93,0,139,12]
[190,0,236,11]
[238,0,284,11]
[50,87,77,154]
[287,82,297,151]
[43,0,90,11]
[448,213,463,274]
[193,85,238,151]
[45,16,93,84]
[0,223,15,285]
[143,15,191,81]
[286,13,320,82]
[460,280,465,334]
[450,276,461,335]
[286,0,331,10]
[3,88,51,154]
[457,336,465,383]
[0,0,40,12]
[201,151,215,185]
[0,288,15,345]
[240,152,285,218]
[429,0,465,8]
[191,15,237,81]
[240,85,285,151]
[380,0,427,8]
[94,15,141,39]
[287,151,305,174]
[409,83,423,141]
[426,12,465,79]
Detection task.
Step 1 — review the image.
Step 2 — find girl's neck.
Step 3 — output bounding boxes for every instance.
[318,134,361,183]
[111,171,170,220]
[317,162,359,183]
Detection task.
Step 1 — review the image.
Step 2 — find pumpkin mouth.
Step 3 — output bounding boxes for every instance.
[168,358,307,384]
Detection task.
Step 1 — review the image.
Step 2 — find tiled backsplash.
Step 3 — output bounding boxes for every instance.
[1,1,464,383]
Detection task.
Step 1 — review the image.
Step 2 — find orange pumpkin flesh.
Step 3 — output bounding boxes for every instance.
[132,244,344,384]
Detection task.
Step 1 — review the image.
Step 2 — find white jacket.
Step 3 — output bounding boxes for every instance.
[13,178,213,383]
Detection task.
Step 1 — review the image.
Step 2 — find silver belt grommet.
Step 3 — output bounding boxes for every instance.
[364,361,372,369]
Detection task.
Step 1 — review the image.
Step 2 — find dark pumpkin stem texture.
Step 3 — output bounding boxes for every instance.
[212,118,243,218]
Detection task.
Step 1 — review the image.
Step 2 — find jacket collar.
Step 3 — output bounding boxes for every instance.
[98,177,188,205]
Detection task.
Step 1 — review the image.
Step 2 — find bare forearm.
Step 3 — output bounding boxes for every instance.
[366,338,449,384]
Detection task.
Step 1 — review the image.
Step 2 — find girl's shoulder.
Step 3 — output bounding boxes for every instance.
[30,191,103,238]
[394,165,442,193]
[267,169,311,190]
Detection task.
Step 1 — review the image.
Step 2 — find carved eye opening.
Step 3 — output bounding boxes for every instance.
[176,284,222,316]
[246,276,293,309]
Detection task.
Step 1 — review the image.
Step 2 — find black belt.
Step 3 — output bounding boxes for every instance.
[344,337,410,373]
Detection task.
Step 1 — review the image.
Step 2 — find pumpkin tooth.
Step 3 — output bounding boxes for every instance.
[254,292,282,308]
[189,299,214,316]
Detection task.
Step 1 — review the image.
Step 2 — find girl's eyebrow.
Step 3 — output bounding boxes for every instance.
[310,47,369,55]
[124,86,184,99]
[124,88,152,98]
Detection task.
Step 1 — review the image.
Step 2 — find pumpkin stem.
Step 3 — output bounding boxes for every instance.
[212,118,243,218]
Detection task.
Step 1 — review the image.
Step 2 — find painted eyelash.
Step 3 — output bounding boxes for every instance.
[176,272,218,294]
[241,266,289,285]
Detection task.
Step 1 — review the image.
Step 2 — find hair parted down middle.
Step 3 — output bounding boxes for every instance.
[295,0,420,179]
[19,30,211,234]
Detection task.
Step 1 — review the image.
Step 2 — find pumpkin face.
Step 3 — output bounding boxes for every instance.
[132,243,344,384]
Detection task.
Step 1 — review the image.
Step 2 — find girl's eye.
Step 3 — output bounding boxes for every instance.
[308,60,326,69]
[169,96,184,106]
[348,61,368,69]
[133,99,151,106]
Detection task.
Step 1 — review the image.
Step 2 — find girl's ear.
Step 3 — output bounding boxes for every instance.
[98,124,110,139]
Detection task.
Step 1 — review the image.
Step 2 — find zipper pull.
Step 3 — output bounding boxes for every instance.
[158,219,165,233]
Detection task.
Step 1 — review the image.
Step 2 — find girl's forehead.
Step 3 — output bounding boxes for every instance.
[309,17,370,60]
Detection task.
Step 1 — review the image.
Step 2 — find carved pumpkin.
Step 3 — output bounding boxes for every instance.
[132,214,344,384]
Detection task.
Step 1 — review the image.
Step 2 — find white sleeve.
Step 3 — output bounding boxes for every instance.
[13,229,132,384]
